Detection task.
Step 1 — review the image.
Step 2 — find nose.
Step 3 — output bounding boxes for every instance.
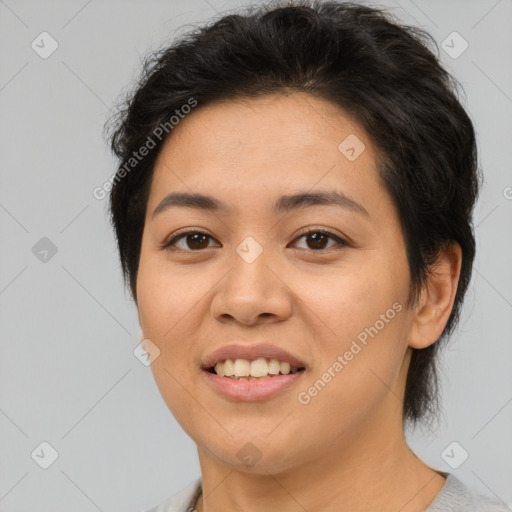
[210,246,293,327]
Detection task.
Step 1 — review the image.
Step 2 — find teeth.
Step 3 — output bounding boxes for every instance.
[212,358,302,378]
[268,359,280,375]
[280,362,291,375]
[214,361,224,376]
[250,358,268,377]
[223,359,235,376]
[234,359,251,377]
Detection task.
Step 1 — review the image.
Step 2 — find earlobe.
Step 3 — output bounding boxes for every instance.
[408,241,463,350]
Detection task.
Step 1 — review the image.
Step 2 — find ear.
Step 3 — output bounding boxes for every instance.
[408,241,463,349]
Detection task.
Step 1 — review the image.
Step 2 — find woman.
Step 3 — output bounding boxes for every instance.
[105,1,508,510]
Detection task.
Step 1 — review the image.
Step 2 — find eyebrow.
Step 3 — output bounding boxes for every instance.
[152,190,370,219]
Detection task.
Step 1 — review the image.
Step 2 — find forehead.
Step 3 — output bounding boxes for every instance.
[147,92,387,216]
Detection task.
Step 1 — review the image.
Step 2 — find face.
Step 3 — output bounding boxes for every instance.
[137,92,417,474]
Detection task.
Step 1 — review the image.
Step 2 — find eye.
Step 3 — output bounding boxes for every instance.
[161,230,219,251]
[161,228,349,252]
[290,229,348,251]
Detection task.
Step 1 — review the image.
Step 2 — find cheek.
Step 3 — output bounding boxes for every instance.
[136,253,212,424]
[292,256,409,418]
[296,306,409,445]
[291,252,406,347]
[137,252,202,337]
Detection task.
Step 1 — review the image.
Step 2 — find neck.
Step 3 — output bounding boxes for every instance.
[194,405,446,512]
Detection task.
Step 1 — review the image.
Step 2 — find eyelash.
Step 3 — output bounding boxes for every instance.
[160,227,349,253]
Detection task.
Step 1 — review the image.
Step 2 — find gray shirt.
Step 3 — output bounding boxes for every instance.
[145,473,511,511]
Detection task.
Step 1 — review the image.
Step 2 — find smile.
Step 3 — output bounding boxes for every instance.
[211,357,305,379]
[201,343,307,401]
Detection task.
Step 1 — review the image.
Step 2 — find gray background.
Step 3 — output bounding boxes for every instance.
[0,0,511,510]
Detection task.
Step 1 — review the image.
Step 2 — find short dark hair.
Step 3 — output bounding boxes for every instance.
[105,0,481,426]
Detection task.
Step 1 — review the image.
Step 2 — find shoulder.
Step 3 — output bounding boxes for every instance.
[143,477,202,512]
[426,473,510,512]
[142,473,511,512]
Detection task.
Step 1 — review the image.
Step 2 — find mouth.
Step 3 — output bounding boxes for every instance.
[201,344,307,401]
[206,357,306,380]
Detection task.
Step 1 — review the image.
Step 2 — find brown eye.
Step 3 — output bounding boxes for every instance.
[291,230,347,251]
[162,231,218,251]
[305,232,329,250]
[183,233,210,250]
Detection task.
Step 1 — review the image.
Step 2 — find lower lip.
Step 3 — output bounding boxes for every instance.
[202,370,305,402]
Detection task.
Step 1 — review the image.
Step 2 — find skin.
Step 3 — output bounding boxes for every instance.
[136,92,462,511]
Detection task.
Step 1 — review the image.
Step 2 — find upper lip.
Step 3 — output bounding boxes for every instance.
[202,343,306,370]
